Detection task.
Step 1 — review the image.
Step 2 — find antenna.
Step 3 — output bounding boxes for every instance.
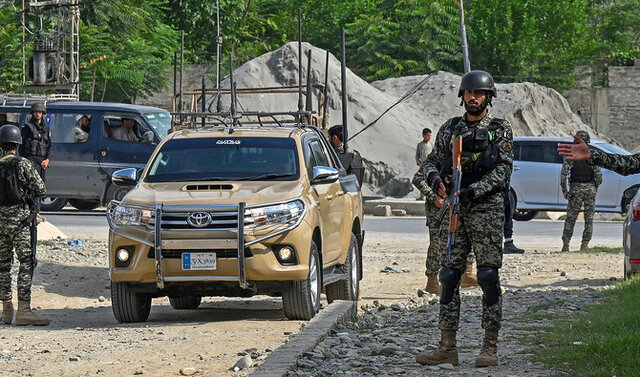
[229,52,238,130]
[458,0,471,73]
[305,49,313,113]
[297,9,304,121]
[216,0,222,112]
[340,27,349,151]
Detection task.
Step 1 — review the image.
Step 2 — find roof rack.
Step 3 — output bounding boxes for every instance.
[0,92,79,107]
[170,9,336,133]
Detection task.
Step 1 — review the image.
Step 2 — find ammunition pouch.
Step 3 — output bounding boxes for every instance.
[438,266,461,304]
[477,267,501,305]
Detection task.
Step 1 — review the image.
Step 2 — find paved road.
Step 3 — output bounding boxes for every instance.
[44,211,625,247]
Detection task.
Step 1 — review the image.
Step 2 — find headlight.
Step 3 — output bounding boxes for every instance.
[112,205,153,226]
[247,200,304,227]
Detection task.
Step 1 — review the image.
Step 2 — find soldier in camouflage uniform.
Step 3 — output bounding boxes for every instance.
[0,125,49,326]
[416,70,513,368]
[558,136,640,176]
[560,131,602,252]
[412,168,444,295]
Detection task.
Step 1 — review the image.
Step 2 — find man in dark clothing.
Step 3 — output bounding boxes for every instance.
[327,125,365,185]
[19,102,50,182]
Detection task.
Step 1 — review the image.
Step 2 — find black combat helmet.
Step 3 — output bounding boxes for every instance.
[30,101,46,113]
[0,124,22,144]
[576,130,590,143]
[457,70,497,98]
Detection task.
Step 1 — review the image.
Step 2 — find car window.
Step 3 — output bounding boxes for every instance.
[517,142,563,164]
[594,142,631,156]
[146,137,299,182]
[144,111,172,138]
[103,112,155,144]
[309,140,330,167]
[48,112,93,144]
[0,112,21,126]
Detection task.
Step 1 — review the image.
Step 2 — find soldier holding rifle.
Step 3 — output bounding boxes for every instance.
[416,70,513,368]
[0,125,48,326]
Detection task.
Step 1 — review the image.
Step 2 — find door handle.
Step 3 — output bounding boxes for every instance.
[513,166,521,171]
[326,195,333,201]
[336,190,344,196]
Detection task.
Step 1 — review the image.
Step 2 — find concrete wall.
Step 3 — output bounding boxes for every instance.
[566,59,640,150]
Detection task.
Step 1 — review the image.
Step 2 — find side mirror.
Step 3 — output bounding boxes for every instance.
[311,166,339,185]
[112,168,138,187]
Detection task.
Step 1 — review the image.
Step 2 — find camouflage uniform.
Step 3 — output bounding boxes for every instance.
[560,160,602,245]
[424,113,513,332]
[412,167,444,276]
[0,153,46,302]
[589,148,640,176]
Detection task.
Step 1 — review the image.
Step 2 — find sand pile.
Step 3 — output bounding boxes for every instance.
[213,42,599,197]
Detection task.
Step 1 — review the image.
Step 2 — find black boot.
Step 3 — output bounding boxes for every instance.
[503,241,525,254]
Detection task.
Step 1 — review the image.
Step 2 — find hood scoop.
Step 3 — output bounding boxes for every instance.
[184,184,234,191]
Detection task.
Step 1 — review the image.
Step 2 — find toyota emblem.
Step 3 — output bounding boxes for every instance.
[187,211,212,228]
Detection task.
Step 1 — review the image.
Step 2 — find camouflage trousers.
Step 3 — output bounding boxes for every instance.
[424,201,444,276]
[0,211,35,302]
[562,183,596,243]
[438,192,504,332]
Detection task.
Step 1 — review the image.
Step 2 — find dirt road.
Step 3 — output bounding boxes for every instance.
[0,221,623,376]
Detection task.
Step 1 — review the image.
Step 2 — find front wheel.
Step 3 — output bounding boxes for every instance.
[282,241,321,320]
[326,234,360,303]
[106,184,132,203]
[68,199,100,211]
[40,197,68,211]
[513,209,538,221]
[111,282,152,323]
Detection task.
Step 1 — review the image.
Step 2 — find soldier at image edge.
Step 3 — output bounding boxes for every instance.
[327,125,364,185]
[417,70,514,368]
[19,102,51,207]
[560,130,602,252]
[558,134,640,176]
[0,124,49,326]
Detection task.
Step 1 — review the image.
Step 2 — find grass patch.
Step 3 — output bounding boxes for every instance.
[37,240,55,247]
[530,276,640,376]
[610,217,625,222]
[574,246,623,254]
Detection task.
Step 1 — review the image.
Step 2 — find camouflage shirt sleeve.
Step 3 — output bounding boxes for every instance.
[412,165,438,201]
[588,147,640,176]
[468,119,514,198]
[593,165,602,188]
[18,158,46,197]
[560,160,571,194]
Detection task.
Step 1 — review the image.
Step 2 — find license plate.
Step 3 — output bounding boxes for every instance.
[182,252,217,270]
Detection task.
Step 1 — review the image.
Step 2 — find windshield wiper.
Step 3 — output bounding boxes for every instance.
[244,173,295,181]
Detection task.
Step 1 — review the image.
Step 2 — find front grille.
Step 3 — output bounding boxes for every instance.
[147,248,252,259]
[148,211,254,231]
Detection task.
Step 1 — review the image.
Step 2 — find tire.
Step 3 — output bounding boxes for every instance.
[513,209,538,221]
[111,282,152,323]
[68,199,100,211]
[326,234,360,304]
[169,296,202,310]
[106,183,132,203]
[282,241,321,320]
[40,197,68,211]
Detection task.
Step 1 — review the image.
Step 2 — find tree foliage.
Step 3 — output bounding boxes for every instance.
[1,0,640,99]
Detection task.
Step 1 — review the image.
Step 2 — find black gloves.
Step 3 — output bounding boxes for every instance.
[427,172,442,194]
[458,187,475,204]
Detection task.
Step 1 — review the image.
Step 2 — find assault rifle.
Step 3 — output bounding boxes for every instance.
[438,136,463,304]
[27,196,38,268]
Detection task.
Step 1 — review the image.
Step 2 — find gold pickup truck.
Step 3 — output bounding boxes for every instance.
[106,126,364,322]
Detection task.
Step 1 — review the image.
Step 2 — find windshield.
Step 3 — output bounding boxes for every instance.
[595,142,631,156]
[146,137,299,182]
[144,111,172,138]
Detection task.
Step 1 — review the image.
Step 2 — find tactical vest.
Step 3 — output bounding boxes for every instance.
[442,116,504,189]
[570,160,594,183]
[24,118,51,159]
[0,155,25,206]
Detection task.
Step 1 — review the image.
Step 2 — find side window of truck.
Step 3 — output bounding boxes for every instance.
[103,113,155,144]
[49,112,92,144]
[519,142,563,164]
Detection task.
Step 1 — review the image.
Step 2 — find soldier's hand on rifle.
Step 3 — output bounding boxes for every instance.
[557,135,590,161]
[41,159,49,169]
[456,187,475,205]
[563,192,568,199]
[434,197,444,208]
[427,173,446,197]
